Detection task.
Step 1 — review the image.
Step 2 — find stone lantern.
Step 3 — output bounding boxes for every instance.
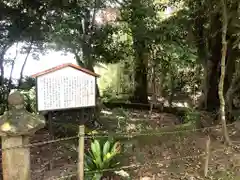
[0,91,45,180]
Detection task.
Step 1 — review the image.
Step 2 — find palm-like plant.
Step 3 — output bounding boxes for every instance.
[85,139,121,180]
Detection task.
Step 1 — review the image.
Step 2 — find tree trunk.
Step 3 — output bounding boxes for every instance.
[205,56,221,112]
[193,0,237,122]
[80,1,100,98]
[200,18,237,117]
[149,58,157,115]
[192,0,222,112]
[225,40,239,121]
[73,51,84,67]
[191,0,209,109]
[8,43,19,91]
[219,0,231,145]
[129,0,148,104]
[168,72,174,107]
[18,42,32,87]
[0,57,4,85]
[0,43,13,85]
[205,11,223,112]
[131,47,148,104]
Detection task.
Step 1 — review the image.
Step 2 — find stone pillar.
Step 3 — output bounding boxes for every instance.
[2,136,31,180]
[0,91,45,180]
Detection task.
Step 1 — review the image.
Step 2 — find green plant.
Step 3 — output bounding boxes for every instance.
[18,87,36,113]
[85,139,121,180]
[183,108,200,125]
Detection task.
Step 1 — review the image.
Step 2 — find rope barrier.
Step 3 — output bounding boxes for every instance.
[86,122,235,139]
[26,132,240,179]
[0,122,236,151]
[84,153,206,175]
[50,153,205,179]
[49,144,240,179]
[0,135,78,151]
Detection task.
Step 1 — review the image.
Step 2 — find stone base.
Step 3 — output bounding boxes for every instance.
[2,136,30,180]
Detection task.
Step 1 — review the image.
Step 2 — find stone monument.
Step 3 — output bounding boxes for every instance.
[0,91,45,180]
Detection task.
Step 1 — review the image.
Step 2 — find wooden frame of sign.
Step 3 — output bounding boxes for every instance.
[32,63,99,170]
[32,63,99,112]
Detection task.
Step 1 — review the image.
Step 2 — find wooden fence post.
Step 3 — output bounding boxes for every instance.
[78,125,85,180]
[204,136,211,177]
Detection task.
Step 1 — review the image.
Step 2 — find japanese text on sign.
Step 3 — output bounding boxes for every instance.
[37,74,95,111]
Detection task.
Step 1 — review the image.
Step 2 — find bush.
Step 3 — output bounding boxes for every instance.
[183,108,200,125]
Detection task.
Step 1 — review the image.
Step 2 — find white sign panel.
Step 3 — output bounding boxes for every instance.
[36,67,96,111]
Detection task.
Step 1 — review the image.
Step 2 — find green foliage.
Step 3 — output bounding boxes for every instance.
[0,76,36,115]
[85,139,121,179]
[47,0,123,69]
[96,62,134,101]
[1,0,201,108]
[0,0,65,111]
[18,87,37,113]
[0,78,15,114]
[183,108,200,125]
[2,0,238,114]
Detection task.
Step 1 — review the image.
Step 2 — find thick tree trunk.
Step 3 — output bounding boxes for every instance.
[80,2,100,98]
[86,62,100,98]
[203,17,235,114]
[193,0,237,125]
[131,49,148,104]
[129,0,148,104]
[204,52,235,114]
[201,13,223,112]
[225,40,238,121]
[191,0,209,109]
[205,56,221,112]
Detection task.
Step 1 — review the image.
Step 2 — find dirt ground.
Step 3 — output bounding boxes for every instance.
[29,108,240,180]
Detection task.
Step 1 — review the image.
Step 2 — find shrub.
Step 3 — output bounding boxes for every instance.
[183,108,200,125]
